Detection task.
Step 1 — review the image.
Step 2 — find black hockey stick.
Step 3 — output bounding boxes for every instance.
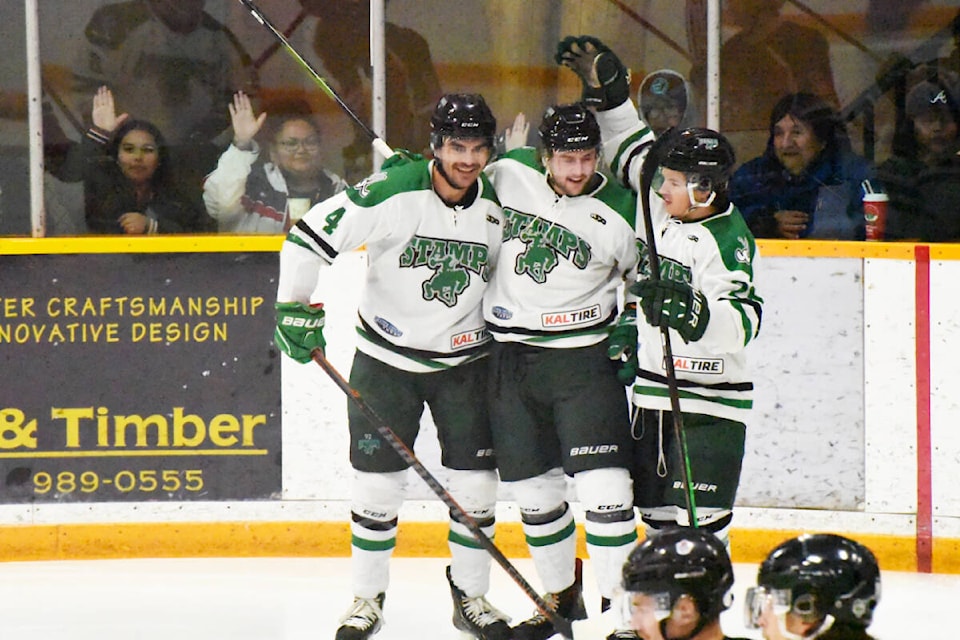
[235,0,393,160]
[638,134,699,528]
[310,349,577,640]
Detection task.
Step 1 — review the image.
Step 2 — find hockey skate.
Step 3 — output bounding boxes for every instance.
[446,566,512,640]
[335,593,385,640]
[512,558,587,640]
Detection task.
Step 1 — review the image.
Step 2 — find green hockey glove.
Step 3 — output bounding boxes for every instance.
[274,301,326,363]
[607,304,639,385]
[631,279,710,343]
[555,35,631,111]
[380,148,424,171]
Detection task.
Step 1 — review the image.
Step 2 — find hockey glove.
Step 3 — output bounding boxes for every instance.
[380,148,424,171]
[631,279,710,343]
[555,35,631,111]
[274,301,326,363]
[607,304,640,385]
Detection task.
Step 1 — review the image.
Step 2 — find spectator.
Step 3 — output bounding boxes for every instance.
[729,92,873,240]
[70,0,258,210]
[707,0,839,134]
[203,92,347,234]
[876,78,960,242]
[78,86,208,234]
[298,0,442,182]
[637,69,695,137]
[621,527,749,640]
[745,533,881,640]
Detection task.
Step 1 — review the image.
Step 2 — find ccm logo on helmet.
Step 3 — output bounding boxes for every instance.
[281,316,324,328]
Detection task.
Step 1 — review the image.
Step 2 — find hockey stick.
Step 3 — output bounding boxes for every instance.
[235,0,393,160]
[252,10,307,69]
[310,349,577,640]
[638,135,699,529]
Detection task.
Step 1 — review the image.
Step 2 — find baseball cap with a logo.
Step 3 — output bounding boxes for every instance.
[906,80,957,118]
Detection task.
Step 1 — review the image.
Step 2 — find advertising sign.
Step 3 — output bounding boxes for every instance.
[0,251,280,502]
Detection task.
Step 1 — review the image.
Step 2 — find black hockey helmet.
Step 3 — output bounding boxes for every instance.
[659,127,736,192]
[622,527,734,621]
[430,93,496,150]
[538,103,602,152]
[756,533,880,628]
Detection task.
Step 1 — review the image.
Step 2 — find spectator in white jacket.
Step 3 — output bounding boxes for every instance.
[203,91,347,233]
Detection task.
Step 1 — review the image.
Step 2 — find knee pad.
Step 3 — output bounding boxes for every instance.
[575,468,633,519]
[445,469,497,521]
[509,468,568,522]
[352,469,406,523]
[681,507,733,547]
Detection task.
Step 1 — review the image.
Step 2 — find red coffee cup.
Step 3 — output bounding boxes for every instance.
[863,193,888,241]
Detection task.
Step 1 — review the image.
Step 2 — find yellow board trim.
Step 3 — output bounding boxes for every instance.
[0,235,284,255]
[0,522,956,574]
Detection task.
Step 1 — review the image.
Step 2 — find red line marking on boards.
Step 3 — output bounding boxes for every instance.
[915,245,932,572]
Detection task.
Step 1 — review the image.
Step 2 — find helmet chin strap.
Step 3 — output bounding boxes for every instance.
[773,613,835,640]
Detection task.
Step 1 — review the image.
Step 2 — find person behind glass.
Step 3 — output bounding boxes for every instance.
[729,92,874,240]
[876,78,960,242]
[621,527,748,640]
[273,94,511,640]
[203,91,347,233]
[70,0,258,213]
[81,86,206,234]
[744,533,881,640]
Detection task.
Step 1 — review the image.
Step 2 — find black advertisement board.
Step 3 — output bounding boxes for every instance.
[0,251,280,502]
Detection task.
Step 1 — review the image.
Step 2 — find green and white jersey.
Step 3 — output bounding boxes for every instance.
[483,148,638,348]
[278,159,503,373]
[597,101,763,422]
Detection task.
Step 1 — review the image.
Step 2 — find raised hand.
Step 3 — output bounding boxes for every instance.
[228,91,267,149]
[555,35,630,110]
[91,85,128,133]
[503,112,530,151]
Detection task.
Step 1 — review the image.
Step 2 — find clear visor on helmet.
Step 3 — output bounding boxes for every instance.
[624,590,673,623]
[744,586,792,629]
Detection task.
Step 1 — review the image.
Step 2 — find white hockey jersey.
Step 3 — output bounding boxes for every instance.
[483,148,638,348]
[597,102,763,422]
[277,159,503,373]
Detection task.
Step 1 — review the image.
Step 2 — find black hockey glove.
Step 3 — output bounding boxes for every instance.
[555,35,631,111]
[632,278,710,343]
[607,304,639,385]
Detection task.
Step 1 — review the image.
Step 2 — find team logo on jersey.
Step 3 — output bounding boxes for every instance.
[542,304,601,328]
[491,306,513,320]
[639,243,693,285]
[451,327,488,350]
[354,171,388,198]
[503,208,591,283]
[398,235,489,308]
[375,316,403,337]
[735,236,751,264]
[668,355,724,374]
[358,433,381,456]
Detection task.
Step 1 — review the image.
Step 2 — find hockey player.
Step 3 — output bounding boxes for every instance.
[621,527,749,640]
[483,103,640,640]
[556,36,762,546]
[273,93,510,640]
[745,533,881,640]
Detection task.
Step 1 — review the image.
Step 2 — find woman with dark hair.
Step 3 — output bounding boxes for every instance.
[876,77,960,241]
[79,86,209,234]
[729,92,873,239]
[203,91,347,233]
